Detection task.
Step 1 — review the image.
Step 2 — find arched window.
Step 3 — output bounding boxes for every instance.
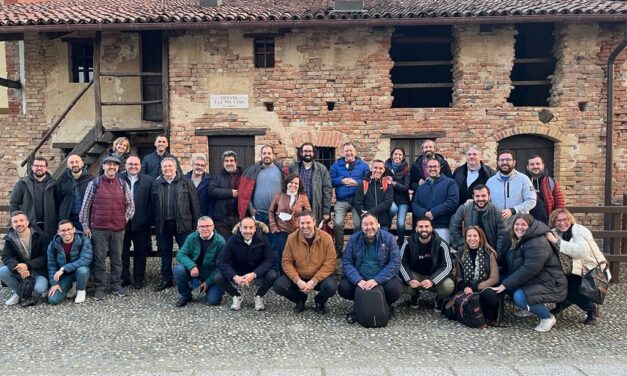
[498,134,555,174]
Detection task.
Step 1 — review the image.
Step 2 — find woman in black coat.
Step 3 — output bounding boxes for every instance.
[492,214,567,332]
[384,146,411,247]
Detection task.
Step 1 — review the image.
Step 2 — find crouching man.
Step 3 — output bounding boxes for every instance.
[47,220,93,304]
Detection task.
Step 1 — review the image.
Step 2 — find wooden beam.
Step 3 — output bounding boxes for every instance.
[568,206,627,214]
[394,60,452,67]
[101,100,162,106]
[391,36,453,44]
[393,83,454,89]
[93,31,103,139]
[381,132,447,139]
[100,72,162,77]
[511,80,551,86]
[0,77,21,89]
[162,32,170,139]
[195,128,266,137]
[0,33,23,41]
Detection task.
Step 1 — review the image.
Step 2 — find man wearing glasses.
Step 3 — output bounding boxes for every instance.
[288,143,332,225]
[486,150,536,221]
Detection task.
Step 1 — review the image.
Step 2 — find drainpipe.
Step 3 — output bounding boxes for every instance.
[605,31,627,207]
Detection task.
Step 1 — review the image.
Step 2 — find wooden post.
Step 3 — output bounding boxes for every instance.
[93,31,103,139]
[161,32,170,139]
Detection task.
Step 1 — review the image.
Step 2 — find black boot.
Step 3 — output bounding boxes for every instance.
[584,310,597,325]
[551,302,571,315]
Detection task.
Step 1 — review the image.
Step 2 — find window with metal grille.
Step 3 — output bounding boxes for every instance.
[508,23,556,106]
[70,42,94,83]
[254,37,275,68]
[296,146,336,171]
[390,26,453,108]
[390,138,430,166]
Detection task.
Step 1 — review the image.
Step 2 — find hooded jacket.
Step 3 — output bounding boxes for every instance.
[216,229,274,280]
[399,230,452,285]
[2,226,50,275]
[485,169,536,215]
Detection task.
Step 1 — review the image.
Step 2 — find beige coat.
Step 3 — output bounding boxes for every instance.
[282,228,336,285]
[552,223,607,276]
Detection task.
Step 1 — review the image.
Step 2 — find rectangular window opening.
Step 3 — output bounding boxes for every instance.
[69,41,94,84]
[254,37,275,68]
[296,146,336,171]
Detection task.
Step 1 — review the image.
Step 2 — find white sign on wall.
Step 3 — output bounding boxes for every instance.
[210,95,249,109]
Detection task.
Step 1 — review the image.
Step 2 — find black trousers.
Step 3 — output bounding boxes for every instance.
[121,227,151,284]
[478,288,500,321]
[272,274,338,305]
[338,277,403,306]
[564,274,594,312]
[214,269,278,297]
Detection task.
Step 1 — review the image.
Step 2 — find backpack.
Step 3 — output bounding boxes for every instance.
[362,179,389,194]
[92,175,128,194]
[346,285,390,328]
[443,291,487,329]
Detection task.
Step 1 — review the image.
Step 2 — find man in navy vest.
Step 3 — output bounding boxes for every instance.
[79,155,135,300]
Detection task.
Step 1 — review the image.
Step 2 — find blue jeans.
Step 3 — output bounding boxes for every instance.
[269,231,289,273]
[173,264,224,305]
[48,266,90,305]
[513,288,551,319]
[389,202,409,237]
[0,265,48,295]
[333,200,360,253]
[254,211,270,226]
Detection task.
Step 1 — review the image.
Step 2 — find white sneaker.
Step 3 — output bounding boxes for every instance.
[254,295,265,311]
[230,295,243,310]
[514,308,534,318]
[66,283,77,299]
[5,293,19,306]
[534,315,557,333]
[74,290,86,304]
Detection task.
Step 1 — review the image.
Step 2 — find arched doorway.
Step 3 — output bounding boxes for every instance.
[498,134,556,174]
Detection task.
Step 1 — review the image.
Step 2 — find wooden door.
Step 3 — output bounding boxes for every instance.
[207,136,256,174]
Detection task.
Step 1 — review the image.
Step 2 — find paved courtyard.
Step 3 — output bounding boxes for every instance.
[0,259,625,375]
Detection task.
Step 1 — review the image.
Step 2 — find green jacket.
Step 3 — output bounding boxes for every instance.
[176,231,225,286]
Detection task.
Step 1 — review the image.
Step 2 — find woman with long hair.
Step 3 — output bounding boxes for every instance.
[546,208,607,325]
[384,146,411,247]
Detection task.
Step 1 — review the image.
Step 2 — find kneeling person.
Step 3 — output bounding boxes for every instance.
[400,217,454,309]
[338,213,402,309]
[214,217,277,311]
[273,211,337,314]
[174,216,225,307]
[47,220,93,304]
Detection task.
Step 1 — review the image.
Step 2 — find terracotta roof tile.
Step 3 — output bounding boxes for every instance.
[0,0,625,27]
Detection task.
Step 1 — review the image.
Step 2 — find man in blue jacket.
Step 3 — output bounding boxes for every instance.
[47,220,93,305]
[338,213,402,308]
[411,158,459,244]
[330,142,370,255]
[186,155,214,217]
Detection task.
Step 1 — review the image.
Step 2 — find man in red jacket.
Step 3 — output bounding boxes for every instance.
[526,155,566,224]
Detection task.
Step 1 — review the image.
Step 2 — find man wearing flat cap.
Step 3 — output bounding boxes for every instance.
[79,155,135,300]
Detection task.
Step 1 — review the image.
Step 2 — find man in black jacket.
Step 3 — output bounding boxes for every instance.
[208,150,242,240]
[55,154,93,231]
[10,157,57,238]
[452,146,495,206]
[214,217,276,311]
[141,135,182,178]
[354,160,394,231]
[409,140,452,192]
[152,157,200,291]
[0,211,50,307]
[120,156,154,289]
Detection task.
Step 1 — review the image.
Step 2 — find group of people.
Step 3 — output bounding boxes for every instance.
[2,136,607,332]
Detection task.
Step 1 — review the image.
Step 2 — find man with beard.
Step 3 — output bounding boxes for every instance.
[141,135,182,178]
[400,217,454,309]
[449,184,508,262]
[452,146,495,206]
[10,157,57,238]
[354,160,394,231]
[185,155,214,217]
[208,150,243,240]
[526,155,566,224]
[55,154,93,231]
[288,143,332,225]
[238,145,283,225]
[486,150,536,221]
[80,156,135,300]
[409,140,452,192]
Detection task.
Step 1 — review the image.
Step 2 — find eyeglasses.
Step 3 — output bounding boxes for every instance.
[426,166,440,169]
[198,225,214,229]
[59,228,74,233]
[498,158,513,162]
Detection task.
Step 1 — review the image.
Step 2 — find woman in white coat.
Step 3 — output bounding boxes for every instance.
[545,208,607,325]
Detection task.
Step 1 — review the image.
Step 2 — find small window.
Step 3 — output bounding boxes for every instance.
[69,42,94,83]
[390,138,430,165]
[508,23,556,106]
[254,37,275,68]
[296,146,336,171]
[390,26,453,108]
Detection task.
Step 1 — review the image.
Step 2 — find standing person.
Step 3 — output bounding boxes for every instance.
[273,211,337,314]
[214,217,277,311]
[238,145,283,224]
[186,154,213,217]
[486,150,536,221]
[10,157,57,238]
[411,158,459,243]
[174,216,225,307]
[354,159,394,231]
[208,150,243,240]
[79,155,135,300]
[409,139,452,192]
[0,211,50,307]
[526,155,566,224]
[491,214,567,333]
[268,174,311,272]
[330,142,370,255]
[55,154,93,231]
[120,156,154,289]
[141,135,182,179]
[101,137,131,174]
[384,147,411,247]
[452,146,495,206]
[152,157,200,292]
[47,220,92,305]
[546,208,606,325]
[454,227,501,325]
[288,142,332,225]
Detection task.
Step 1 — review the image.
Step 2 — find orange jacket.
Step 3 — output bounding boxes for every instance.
[282,228,336,285]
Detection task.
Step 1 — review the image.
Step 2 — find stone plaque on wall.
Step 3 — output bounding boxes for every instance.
[210,95,249,109]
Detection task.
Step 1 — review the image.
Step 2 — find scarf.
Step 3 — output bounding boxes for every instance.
[462,248,490,286]
[287,190,298,208]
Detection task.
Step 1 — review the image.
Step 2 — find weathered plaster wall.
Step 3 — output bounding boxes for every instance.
[0,41,7,110]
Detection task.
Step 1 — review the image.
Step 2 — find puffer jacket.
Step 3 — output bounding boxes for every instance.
[384,158,411,205]
[342,229,401,285]
[502,220,567,305]
[330,157,370,201]
[552,223,606,277]
[47,231,93,285]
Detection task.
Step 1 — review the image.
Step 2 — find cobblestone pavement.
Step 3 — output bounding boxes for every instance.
[0,259,625,375]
